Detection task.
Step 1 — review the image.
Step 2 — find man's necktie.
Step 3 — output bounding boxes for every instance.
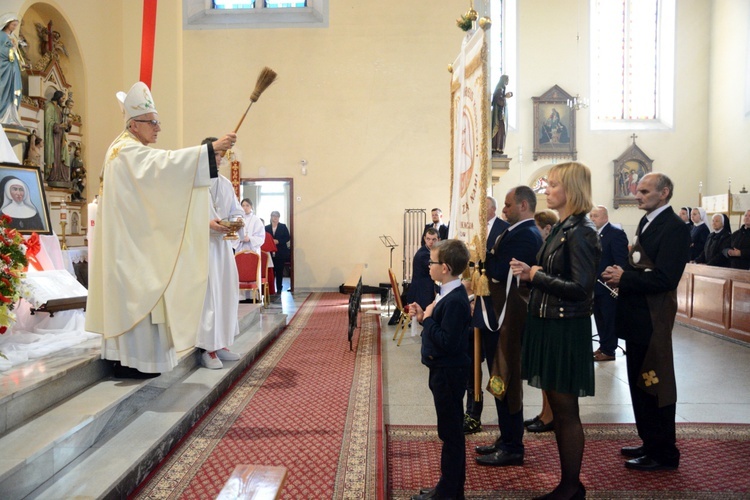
[637,216,648,236]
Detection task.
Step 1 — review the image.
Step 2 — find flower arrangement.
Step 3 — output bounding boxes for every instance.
[0,214,28,336]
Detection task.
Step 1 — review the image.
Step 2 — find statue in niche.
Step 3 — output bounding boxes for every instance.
[44,90,71,185]
[70,145,86,201]
[491,74,513,155]
[24,129,43,167]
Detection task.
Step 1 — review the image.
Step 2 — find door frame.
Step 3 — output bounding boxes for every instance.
[240,177,294,292]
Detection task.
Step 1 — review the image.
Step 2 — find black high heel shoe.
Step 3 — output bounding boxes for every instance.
[532,482,586,500]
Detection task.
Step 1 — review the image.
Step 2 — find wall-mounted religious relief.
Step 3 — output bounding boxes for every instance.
[612,134,653,209]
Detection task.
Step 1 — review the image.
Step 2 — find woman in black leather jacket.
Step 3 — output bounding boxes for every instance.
[510,162,601,500]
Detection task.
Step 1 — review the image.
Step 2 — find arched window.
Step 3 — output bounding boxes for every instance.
[184,0,327,29]
[532,174,548,194]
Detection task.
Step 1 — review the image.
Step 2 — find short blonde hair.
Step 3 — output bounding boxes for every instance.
[548,162,593,215]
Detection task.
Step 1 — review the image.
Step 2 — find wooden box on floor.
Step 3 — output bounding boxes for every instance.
[217,465,288,500]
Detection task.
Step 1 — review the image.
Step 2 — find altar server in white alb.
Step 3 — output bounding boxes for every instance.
[197,137,244,370]
[86,82,237,377]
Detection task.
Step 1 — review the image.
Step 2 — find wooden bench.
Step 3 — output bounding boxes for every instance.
[217,464,288,499]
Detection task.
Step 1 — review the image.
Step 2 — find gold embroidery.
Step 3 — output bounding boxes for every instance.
[642,370,659,386]
[109,146,121,161]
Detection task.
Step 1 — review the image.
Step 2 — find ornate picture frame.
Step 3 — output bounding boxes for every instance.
[0,163,52,234]
[612,139,654,209]
[532,85,577,161]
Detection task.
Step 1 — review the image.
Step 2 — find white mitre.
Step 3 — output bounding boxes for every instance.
[116,82,158,120]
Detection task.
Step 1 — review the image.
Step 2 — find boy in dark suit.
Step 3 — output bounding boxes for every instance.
[408,239,472,500]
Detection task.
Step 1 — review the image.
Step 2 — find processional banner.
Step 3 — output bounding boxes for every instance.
[448,29,490,262]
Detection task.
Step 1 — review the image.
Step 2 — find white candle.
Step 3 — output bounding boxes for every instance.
[87,197,98,253]
[60,201,68,221]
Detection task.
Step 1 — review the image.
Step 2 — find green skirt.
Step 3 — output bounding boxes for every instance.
[521,313,595,397]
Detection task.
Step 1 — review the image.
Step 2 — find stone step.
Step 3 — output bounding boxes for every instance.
[0,304,279,499]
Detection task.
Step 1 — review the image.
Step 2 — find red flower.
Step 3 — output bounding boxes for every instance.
[0,214,11,225]
[0,326,6,334]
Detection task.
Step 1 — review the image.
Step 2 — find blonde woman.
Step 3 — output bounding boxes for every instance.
[511,163,600,499]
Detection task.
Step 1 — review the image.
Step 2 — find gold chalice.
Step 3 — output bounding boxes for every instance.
[219,217,245,240]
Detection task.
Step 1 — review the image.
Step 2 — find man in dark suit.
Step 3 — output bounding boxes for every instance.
[486,196,510,250]
[424,208,449,241]
[589,205,629,361]
[602,173,690,472]
[464,196,510,434]
[406,228,439,309]
[475,186,543,467]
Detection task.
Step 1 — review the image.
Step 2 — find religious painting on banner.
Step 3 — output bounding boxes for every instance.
[449,28,490,263]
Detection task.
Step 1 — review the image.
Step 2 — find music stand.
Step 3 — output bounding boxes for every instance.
[380,235,398,315]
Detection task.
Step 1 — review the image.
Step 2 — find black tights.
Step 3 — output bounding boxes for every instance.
[545,390,584,499]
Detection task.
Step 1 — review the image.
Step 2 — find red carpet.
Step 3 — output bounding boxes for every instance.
[388,423,750,499]
[134,293,384,499]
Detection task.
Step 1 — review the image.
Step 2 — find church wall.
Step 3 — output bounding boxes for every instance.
[707,0,750,218]
[181,1,463,289]
[2,1,724,290]
[177,0,714,289]
[493,0,712,239]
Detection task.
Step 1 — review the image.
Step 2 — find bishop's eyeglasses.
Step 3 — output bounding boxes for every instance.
[132,119,161,127]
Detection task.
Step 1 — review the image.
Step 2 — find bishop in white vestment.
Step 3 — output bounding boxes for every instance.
[86,82,237,375]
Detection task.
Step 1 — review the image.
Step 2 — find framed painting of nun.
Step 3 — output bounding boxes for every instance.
[0,163,51,234]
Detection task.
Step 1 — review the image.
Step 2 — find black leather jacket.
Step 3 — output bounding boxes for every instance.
[528,213,601,319]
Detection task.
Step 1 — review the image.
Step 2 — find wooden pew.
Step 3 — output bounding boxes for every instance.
[677,263,750,344]
[217,464,288,499]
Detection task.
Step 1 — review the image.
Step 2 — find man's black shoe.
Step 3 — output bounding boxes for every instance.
[620,445,645,458]
[112,362,160,379]
[624,455,678,471]
[411,490,464,500]
[526,419,554,433]
[475,442,500,455]
[475,449,524,466]
[523,415,540,427]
